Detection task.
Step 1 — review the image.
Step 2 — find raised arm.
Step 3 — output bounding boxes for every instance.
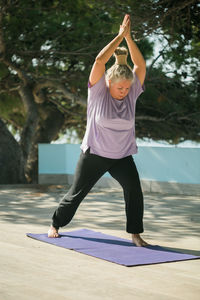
[124,15,146,86]
[89,16,130,86]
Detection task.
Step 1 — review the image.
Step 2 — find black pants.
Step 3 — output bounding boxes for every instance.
[52,149,144,234]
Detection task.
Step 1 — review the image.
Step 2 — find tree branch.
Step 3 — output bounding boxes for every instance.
[136,115,165,122]
[16,49,96,58]
[33,79,86,106]
[48,98,85,117]
[0,86,20,94]
[146,49,166,78]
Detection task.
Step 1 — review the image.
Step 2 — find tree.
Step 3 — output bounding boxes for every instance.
[0,0,199,183]
[0,0,118,183]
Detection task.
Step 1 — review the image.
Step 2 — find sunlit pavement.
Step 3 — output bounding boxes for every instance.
[0,185,200,300]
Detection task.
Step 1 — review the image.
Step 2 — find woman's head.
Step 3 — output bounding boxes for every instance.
[108,79,133,100]
[106,47,134,100]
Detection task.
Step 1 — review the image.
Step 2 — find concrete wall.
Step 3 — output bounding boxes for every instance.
[38,144,200,195]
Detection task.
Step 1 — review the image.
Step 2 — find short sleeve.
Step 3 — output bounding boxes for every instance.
[131,72,145,101]
[87,74,107,104]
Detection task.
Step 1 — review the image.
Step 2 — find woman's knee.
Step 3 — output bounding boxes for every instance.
[123,181,143,199]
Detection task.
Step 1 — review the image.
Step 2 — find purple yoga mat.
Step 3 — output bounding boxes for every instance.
[26,229,200,266]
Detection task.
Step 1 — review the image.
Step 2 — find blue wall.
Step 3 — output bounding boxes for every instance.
[38,144,200,184]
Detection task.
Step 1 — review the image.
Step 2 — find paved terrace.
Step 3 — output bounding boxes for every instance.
[0,184,199,300]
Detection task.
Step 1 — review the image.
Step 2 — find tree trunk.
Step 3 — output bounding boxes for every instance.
[25,102,65,183]
[19,85,39,164]
[0,119,27,184]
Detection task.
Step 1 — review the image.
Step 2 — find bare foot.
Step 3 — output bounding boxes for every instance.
[132,234,149,247]
[48,225,60,238]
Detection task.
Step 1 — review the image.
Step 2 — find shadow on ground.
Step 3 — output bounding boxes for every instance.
[0,185,200,247]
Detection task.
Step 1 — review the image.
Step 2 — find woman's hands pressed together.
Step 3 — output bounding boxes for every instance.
[118,14,131,38]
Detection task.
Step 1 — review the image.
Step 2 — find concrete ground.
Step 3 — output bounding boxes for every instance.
[0,184,199,300]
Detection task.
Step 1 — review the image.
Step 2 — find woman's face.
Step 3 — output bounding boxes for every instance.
[109,79,132,100]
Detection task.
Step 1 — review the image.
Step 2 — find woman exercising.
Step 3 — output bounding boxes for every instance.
[48,14,148,246]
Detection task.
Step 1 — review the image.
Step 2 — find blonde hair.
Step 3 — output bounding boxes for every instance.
[106,47,134,83]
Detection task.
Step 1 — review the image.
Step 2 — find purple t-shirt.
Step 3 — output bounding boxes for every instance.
[80,73,144,159]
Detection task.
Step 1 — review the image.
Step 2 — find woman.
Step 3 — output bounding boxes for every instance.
[48,14,148,247]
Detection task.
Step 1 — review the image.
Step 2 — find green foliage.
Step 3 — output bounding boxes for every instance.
[1,0,153,124]
[0,0,199,143]
[137,67,200,143]
[153,0,199,79]
[0,93,25,127]
[0,63,10,78]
